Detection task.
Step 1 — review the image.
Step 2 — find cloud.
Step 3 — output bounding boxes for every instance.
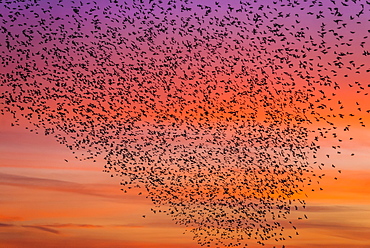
[0,215,24,222]
[0,172,149,202]
[43,223,103,228]
[17,223,145,230]
[302,205,369,212]
[111,224,144,228]
[296,220,370,241]
[21,225,60,234]
[0,223,14,227]
[0,172,114,198]
[0,172,83,189]
[299,221,367,230]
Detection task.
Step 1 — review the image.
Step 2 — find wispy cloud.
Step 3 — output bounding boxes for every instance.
[111,224,145,228]
[43,223,103,228]
[302,205,370,212]
[296,220,370,241]
[0,223,14,227]
[0,215,24,222]
[0,172,115,199]
[299,221,369,230]
[10,222,146,231]
[21,225,60,234]
[0,172,84,190]
[0,172,149,202]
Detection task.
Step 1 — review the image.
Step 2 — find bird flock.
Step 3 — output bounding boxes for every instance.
[0,0,369,247]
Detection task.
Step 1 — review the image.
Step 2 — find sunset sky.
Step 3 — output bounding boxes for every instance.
[1,0,370,247]
[1,106,370,247]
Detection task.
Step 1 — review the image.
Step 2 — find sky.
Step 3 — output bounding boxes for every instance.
[1,116,370,247]
[1,0,370,247]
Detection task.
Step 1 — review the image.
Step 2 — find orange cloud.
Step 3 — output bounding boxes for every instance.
[43,223,104,229]
[0,215,24,222]
[0,172,106,198]
[21,225,60,234]
[0,172,144,201]
[0,223,14,227]
[111,224,145,228]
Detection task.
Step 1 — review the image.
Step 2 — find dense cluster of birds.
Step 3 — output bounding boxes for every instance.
[1,0,369,247]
